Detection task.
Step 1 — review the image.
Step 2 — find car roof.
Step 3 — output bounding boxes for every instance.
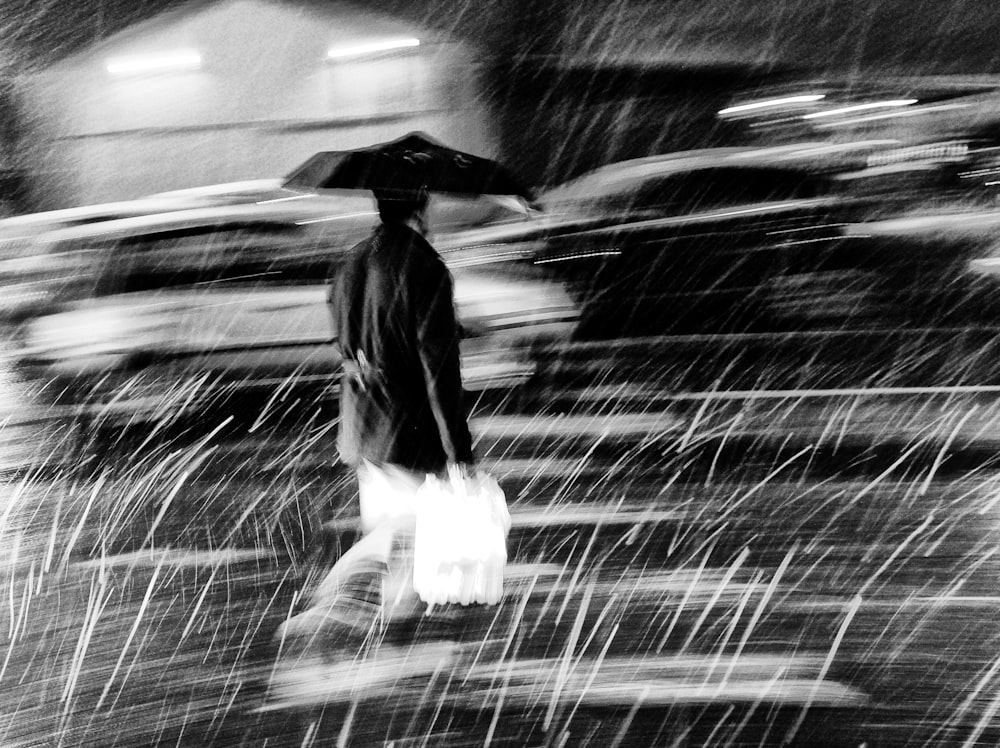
[36,197,377,246]
[144,178,286,202]
[0,196,213,237]
[539,142,867,208]
[0,180,304,241]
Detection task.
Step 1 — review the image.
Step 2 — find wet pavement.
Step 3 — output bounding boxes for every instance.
[1,340,1000,745]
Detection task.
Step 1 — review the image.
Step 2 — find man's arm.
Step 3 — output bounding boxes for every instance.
[414,256,474,466]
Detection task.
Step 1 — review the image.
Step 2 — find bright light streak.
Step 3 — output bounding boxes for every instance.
[819,102,971,128]
[106,50,201,75]
[295,212,376,224]
[802,99,918,119]
[255,194,317,204]
[718,95,825,115]
[535,250,621,264]
[327,38,420,59]
[783,140,901,157]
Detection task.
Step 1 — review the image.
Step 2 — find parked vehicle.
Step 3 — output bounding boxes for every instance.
[0,180,303,322]
[440,145,1000,390]
[14,196,577,416]
[438,146,858,339]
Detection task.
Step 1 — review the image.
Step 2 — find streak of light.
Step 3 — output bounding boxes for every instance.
[609,683,648,748]
[60,564,110,724]
[706,569,759,685]
[721,445,813,520]
[551,431,612,504]
[193,271,282,285]
[570,611,622,722]
[920,405,978,495]
[59,473,105,572]
[856,512,936,599]
[771,139,901,158]
[679,547,749,653]
[720,543,797,689]
[8,561,35,645]
[95,556,167,710]
[71,547,269,569]
[0,560,35,683]
[553,523,603,631]
[818,102,972,128]
[676,387,716,453]
[4,534,18,639]
[849,438,936,507]
[265,650,864,710]
[140,469,190,549]
[255,193,318,204]
[180,569,219,643]
[567,199,835,237]
[106,50,201,75]
[663,384,1000,400]
[534,250,621,264]
[294,211,376,224]
[962,687,1000,748]
[802,99,918,119]
[784,594,862,744]
[475,411,683,438]
[718,94,826,115]
[326,38,420,59]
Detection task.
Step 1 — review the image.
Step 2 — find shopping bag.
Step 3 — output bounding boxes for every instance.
[357,460,422,534]
[412,466,511,606]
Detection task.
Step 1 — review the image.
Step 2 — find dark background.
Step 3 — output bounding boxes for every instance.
[5,0,1000,72]
[2,0,1000,198]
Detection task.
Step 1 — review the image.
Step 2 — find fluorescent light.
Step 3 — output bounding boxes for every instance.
[718,94,825,115]
[802,99,918,120]
[327,38,420,60]
[107,50,201,75]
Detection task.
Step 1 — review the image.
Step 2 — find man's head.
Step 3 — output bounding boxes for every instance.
[375,189,429,233]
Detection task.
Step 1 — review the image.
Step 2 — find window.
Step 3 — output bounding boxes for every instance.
[621,168,828,216]
[91,222,310,295]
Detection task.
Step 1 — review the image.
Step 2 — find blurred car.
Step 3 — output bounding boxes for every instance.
[14,194,578,414]
[528,145,1000,336]
[518,146,862,338]
[0,180,536,321]
[0,179,289,243]
[437,144,1000,390]
[0,179,300,322]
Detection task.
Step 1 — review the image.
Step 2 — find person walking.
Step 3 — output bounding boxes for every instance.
[274,188,473,650]
[330,188,475,559]
[276,133,529,637]
[266,135,524,740]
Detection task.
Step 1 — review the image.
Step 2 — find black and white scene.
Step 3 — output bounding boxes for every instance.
[4,1,1000,745]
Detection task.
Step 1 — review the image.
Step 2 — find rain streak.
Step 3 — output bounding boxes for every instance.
[2,1,1000,746]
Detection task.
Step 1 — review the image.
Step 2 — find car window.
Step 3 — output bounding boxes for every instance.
[90,222,338,295]
[614,167,827,216]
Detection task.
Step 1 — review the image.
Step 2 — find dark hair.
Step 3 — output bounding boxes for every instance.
[375,190,429,224]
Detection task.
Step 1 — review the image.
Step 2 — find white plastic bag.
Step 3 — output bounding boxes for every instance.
[412,466,511,606]
[357,460,422,534]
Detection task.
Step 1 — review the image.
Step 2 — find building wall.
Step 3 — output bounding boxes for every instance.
[19,0,497,209]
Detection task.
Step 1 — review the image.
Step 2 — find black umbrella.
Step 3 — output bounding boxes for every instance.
[282,132,533,201]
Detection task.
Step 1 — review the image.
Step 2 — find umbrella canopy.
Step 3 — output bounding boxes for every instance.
[282,132,533,201]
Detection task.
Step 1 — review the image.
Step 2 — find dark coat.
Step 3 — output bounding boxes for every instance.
[328,222,473,474]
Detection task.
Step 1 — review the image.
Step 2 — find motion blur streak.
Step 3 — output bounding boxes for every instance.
[718,94,826,115]
[7,14,1000,744]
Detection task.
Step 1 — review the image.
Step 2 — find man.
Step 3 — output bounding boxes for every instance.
[277,190,473,639]
[321,190,475,610]
[332,188,473,504]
